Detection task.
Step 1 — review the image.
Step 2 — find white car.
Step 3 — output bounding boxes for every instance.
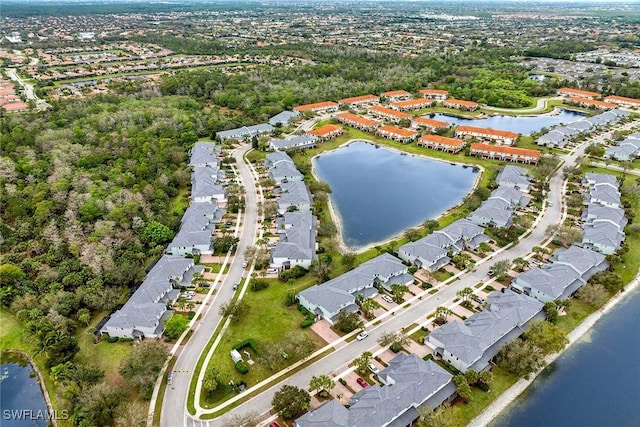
[356,331,369,341]
[242,261,248,268]
[381,295,394,304]
[368,363,380,375]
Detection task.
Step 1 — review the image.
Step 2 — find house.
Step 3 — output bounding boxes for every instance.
[307,124,343,141]
[420,89,449,101]
[581,221,625,255]
[536,129,569,148]
[338,94,379,107]
[191,166,227,204]
[189,142,221,168]
[297,253,408,324]
[585,185,621,209]
[391,98,434,111]
[604,95,640,108]
[551,245,608,283]
[294,101,339,114]
[418,134,465,153]
[397,237,450,272]
[604,136,640,161]
[582,172,619,191]
[270,135,318,151]
[569,97,616,110]
[511,263,585,302]
[368,105,412,123]
[467,197,514,228]
[455,126,518,145]
[271,211,317,269]
[336,112,381,131]
[496,165,531,192]
[582,203,627,230]
[488,186,530,209]
[443,99,479,111]
[376,125,418,143]
[381,89,412,101]
[295,354,455,427]
[216,123,273,141]
[267,155,304,184]
[411,117,450,131]
[102,256,203,339]
[277,180,313,214]
[269,110,300,126]
[168,202,221,256]
[557,87,601,99]
[469,143,541,164]
[427,289,544,373]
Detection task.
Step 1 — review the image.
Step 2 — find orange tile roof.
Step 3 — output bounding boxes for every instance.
[294,101,338,112]
[392,99,434,108]
[308,124,342,136]
[570,97,616,108]
[419,89,449,95]
[470,143,540,158]
[378,125,418,138]
[338,94,379,104]
[419,134,464,146]
[604,95,640,105]
[336,112,381,127]
[558,87,601,98]
[1,101,28,111]
[369,105,412,119]
[456,125,518,139]
[381,90,411,97]
[444,99,479,108]
[0,88,14,96]
[412,117,450,128]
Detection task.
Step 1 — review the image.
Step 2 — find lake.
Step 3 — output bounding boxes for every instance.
[491,286,640,427]
[313,141,478,249]
[0,353,49,427]
[428,109,585,135]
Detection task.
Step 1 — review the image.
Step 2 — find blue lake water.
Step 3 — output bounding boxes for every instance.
[313,141,478,249]
[0,356,49,427]
[428,109,585,135]
[491,286,640,427]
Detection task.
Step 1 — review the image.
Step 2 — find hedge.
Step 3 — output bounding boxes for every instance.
[232,338,263,357]
[235,361,249,374]
[300,319,314,328]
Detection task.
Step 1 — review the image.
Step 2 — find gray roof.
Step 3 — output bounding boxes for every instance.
[271,135,317,151]
[265,151,295,167]
[278,181,313,208]
[513,264,582,300]
[496,165,530,189]
[297,285,355,316]
[605,144,638,161]
[189,142,220,167]
[295,400,350,427]
[582,221,625,252]
[270,161,304,183]
[216,123,273,140]
[551,245,608,280]
[192,166,226,199]
[583,173,619,189]
[536,130,566,146]
[567,120,592,132]
[582,203,627,229]
[399,238,449,264]
[468,198,513,227]
[489,186,530,207]
[269,110,300,126]
[587,185,621,207]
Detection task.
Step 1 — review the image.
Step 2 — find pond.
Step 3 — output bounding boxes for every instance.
[312,141,478,250]
[0,353,50,427]
[427,109,585,135]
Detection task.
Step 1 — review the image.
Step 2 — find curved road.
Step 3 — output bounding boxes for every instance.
[6,68,51,111]
[483,96,562,114]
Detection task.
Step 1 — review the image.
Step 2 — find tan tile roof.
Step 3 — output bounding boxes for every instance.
[470,143,540,158]
[294,101,338,111]
[558,87,601,98]
[456,125,518,139]
[419,134,464,146]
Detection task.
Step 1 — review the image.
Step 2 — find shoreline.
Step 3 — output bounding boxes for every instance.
[309,138,484,254]
[469,274,640,427]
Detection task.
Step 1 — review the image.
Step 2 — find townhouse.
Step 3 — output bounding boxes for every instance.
[269,110,300,126]
[496,165,532,192]
[189,142,222,168]
[420,88,449,101]
[271,211,317,270]
[418,134,465,153]
[411,116,450,131]
[336,112,381,132]
[536,109,629,148]
[296,354,456,427]
[443,99,479,111]
[368,105,412,123]
[467,197,514,228]
[469,143,541,164]
[338,94,380,107]
[277,180,314,214]
[604,133,640,161]
[455,125,519,146]
[604,95,640,109]
[557,87,601,99]
[168,202,221,256]
[265,152,304,184]
[569,97,616,110]
[580,173,626,255]
[270,134,318,151]
[307,124,343,141]
[297,253,410,324]
[191,166,227,204]
[427,289,544,373]
[381,89,412,101]
[391,98,434,111]
[294,101,339,114]
[376,125,418,143]
[216,123,273,141]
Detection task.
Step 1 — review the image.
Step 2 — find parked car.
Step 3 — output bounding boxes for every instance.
[487,270,495,277]
[356,331,369,341]
[242,260,248,268]
[381,294,394,304]
[167,372,173,385]
[233,284,239,290]
[356,377,369,388]
[472,295,485,304]
[368,363,380,375]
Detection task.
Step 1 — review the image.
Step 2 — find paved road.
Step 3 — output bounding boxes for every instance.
[160,143,259,427]
[5,68,51,111]
[483,97,562,114]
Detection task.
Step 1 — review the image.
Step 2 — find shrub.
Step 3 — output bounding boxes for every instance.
[484,285,495,292]
[280,265,308,281]
[408,266,418,274]
[235,361,249,374]
[232,339,263,357]
[285,293,297,306]
[251,280,269,291]
[106,336,119,343]
[300,319,314,328]
[422,283,433,290]
[390,342,403,353]
[298,305,311,316]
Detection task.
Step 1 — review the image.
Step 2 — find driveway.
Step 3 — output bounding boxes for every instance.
[404,339,433,358]
[311,320,347,349]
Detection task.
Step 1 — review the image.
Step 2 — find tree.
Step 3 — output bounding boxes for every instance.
[354,351,373,374]
[524,320,569,355]
[309,255,332,282]
[334,309,364,333]
[309,374,335,397]
[546,224,582,248]
[115,401,147,427]
[119,341,169,398]
[477,369,493,390]
[164,314,189,340]
[543,301,559,324]
[435,306,452,324]
[272,385,310,419]
[225,412,260,427]
[464,369,479,386]
[404,227,421,241]
[418,403,454,427]
[512,257,530,272]
[478,242,492,255]
[497,339,545,379]
[490,259,511,281]
[378,330,411,352]
[219,300,250,322]
[577,283,608,307]
[75,383,125,427]
[588,270,623,294]
[141,221,174,247]
[422,219,440,233]
[456,287,473,302]
[361,297,382,319]
[453,375,472,401]
[202,365,230,396]
[341,252,356,270]
[390,284,409,303]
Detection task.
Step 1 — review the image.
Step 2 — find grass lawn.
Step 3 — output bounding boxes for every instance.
[0,308,28,352]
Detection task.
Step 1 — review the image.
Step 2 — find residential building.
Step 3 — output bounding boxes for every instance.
[376,125,418,143]
[336,112,381,131]
[381,89,412,101]
[418,134,465,153]
[294,101,339,113]
[557,87,601,99]
[269,110,300,126]
[582,204,627,230]
[469,143,541,164]
[397,237,450,272]
[569,97,616,110]
[277,180,313,214]
[266,152,304,184]
[191,166,227,204]
[443,99,478,111]
[411,117,450,131]
[551,245,608,282]
[467,197,514,228]
[271,211,317,269]
[585,185,621,209]
[582,172,619,190]
[368,105,412,123]
[455,126,518,145]
[189,142,221,168]
[496,165,531,192]
[270,135,317,151]
[604,95,640,108]
[582,221,625,255]
[338,94,379,106]
[168,202,221,256]
[307,124,343,140]
[216,123,273,141]
[420,88,449,101]
[427,289,544,373]
[391,98,434,111]
[512,264,583,303]
[604,134,640,161]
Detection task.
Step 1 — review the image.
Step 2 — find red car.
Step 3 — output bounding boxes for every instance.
[356,377,369,388]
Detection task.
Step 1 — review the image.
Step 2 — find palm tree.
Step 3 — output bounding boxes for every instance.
[390,284,409,303]
[309,374,335,398]
[435,306,452,324]
[456,287,473,302]
[361,298,383,319]
[354,351,373,374]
